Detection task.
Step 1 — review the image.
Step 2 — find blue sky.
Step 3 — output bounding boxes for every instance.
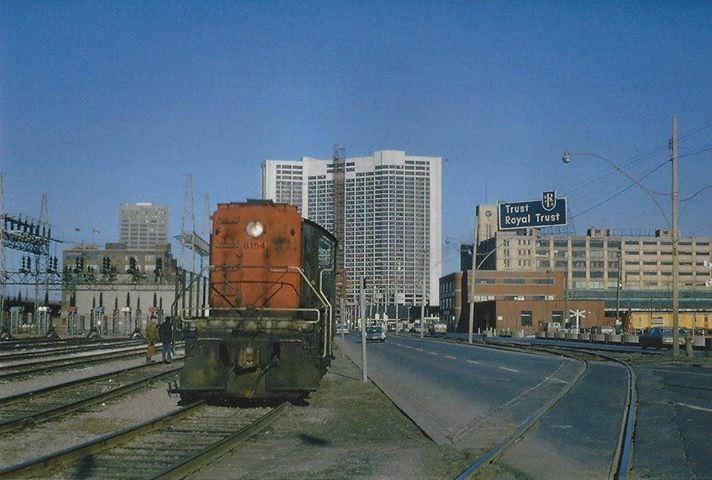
[1,1,711,274]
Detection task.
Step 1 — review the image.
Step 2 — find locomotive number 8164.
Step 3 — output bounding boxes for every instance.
[176,200,336,401]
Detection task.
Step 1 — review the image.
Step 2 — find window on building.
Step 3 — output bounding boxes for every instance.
[520,311,533,326]
[552,311,563,323]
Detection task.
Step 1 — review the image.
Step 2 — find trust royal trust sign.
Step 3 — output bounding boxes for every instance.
[497,192,568,230]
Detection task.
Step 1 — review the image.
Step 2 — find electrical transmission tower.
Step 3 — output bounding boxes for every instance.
[180,175,196,273]
[176,175,209,275]
[0,172,5,330]
[37,194,49,307]
[201,194,210,277]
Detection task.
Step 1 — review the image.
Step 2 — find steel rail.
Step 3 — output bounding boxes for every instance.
[0,342,184,380]
[0,362,183,433]
[369,335,637,479]
[530,345,637,480]
[0,339,142,362]
[0,401,289,479]
[150,401,290,479]
[0,402,206,479]
[455,347,589,480]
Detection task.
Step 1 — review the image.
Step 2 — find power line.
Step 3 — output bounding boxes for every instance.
[563,117,712,197]
[570,160,669,221]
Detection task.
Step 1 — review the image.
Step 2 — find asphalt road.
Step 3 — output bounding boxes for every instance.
[632,363,712,479]
[340,334,631,478]
[340,335,581,447]
[488,361,627,479]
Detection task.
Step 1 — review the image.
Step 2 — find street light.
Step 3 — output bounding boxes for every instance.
[563,115,681,355]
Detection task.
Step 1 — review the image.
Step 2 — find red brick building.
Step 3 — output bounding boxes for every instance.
[441,270,607,333]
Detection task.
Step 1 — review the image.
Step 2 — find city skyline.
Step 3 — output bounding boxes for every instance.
[262,150,442,305]
[2,2,712,277]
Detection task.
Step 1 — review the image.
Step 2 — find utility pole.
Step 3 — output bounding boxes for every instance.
[468,242,476,344]
[420,256,426,340]
[332,146,347,309]
[615,250,622,328]
[671,115,680,356]
[360,277,367,383]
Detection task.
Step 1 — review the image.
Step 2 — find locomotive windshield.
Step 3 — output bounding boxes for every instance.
[318,236,335,268]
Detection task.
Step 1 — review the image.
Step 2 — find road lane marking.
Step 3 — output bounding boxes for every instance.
[415,348,424,352]
[499,366,520,373]
[466,360,480,364]
[444,355,456,360]
[548,377,569,384]
[427,351,438,356]
[672,402,712,413]
[654,369,712,377]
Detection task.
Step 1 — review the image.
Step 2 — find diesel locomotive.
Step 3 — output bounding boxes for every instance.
[176,200,336,401]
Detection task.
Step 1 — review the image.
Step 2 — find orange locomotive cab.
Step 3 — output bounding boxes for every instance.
[210,201,303,311]
[178,199,336,401]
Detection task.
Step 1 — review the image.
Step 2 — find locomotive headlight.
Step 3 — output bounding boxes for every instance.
[245,221,264,238]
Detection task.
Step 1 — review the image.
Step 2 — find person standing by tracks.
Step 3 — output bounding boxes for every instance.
[159,316,173,364]
[146,315,158,363]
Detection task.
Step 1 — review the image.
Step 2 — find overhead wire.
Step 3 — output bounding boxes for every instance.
[562,117,712,198]
[570,159,669,221]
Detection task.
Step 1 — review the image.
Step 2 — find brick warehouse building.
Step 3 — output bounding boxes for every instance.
[440,270,606,333]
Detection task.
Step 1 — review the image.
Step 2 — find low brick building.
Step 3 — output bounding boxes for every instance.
[441,270,607,333]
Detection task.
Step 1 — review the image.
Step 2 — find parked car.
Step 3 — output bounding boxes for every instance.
[336,323,349,335]
[429,323,447,337]
[366,326,386,342]
[640,327,688,349]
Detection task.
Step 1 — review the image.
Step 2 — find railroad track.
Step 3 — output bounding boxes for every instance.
[0,343,184,381]
[454,343,637,480]
[0,360,184,433]
[0,401,289,479]
[0,336,133,352]
[0,339,143,362]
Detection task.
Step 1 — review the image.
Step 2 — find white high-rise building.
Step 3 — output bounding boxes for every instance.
[262,150,442,307]
[119,203,169,250]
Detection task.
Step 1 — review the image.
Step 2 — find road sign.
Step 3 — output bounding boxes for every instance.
[498,192,567,230]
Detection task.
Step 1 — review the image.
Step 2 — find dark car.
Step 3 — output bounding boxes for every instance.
[640,327,688,349]
[365,326,386,342]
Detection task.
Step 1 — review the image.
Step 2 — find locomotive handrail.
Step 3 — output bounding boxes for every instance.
[279,266,331,359]
[319,267,334,358]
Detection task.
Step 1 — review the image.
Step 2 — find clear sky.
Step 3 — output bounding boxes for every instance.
[2,1,711,275]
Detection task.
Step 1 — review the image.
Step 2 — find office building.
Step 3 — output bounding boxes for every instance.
[262,150,442,306]
[119,203,169,250]
[477,226,712,291]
